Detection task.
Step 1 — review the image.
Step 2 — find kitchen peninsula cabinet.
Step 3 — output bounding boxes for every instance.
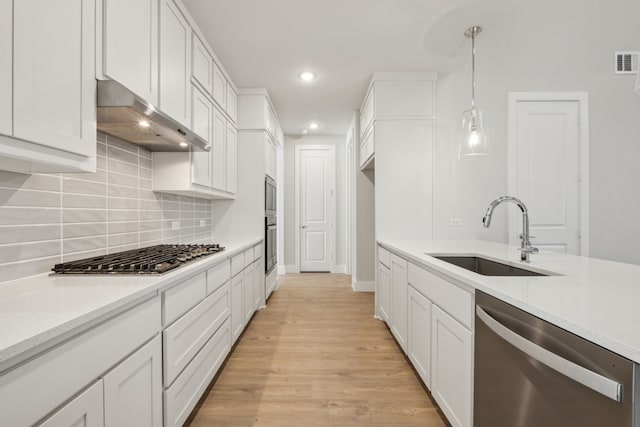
[0,0,97,173]
[390,253,408,353]
[38,380,104,427]
[377,243,473,427]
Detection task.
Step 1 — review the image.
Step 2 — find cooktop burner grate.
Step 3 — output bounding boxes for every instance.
[52,244,225,274]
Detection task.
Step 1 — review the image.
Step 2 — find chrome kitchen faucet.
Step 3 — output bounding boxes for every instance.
[483,196,538,262]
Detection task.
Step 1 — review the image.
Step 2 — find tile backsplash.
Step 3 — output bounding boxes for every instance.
[0,133,213,283]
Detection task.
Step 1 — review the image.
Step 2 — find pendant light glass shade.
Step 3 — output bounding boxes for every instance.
[459,107,488,157]
[458,26,488,158]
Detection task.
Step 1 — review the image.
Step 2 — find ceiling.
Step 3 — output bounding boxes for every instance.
[182,0,513,136]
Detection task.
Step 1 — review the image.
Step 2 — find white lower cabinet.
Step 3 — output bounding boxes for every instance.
[230,271,245,344]
[377,245,474,427]
[163,282,230,386]
[431,305,472,427]
[104,335,163,427]
[163,319,230,427]
[244,261,255,323]
[389,253,408,353]
[408,286,432,389]
[39,381,104,427]
[377,261,391,322]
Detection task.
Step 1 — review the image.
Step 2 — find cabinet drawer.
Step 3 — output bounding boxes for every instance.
[244,248,254,267]
[378,246,390,268]
[207,259,230,294]
[231,252,245,277]
[162,272,207,326]
[164,319,231,427]
[408,263,473,329]
[163,282,230,386]
[0,296,160,427]
[359,87,375,138]
[254,243,263,262]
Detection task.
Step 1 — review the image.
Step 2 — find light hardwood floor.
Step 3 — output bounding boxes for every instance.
[188,273,449,427]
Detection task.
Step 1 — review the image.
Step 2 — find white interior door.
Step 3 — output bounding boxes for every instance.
[508,93,588,255]
[297,145,335,272]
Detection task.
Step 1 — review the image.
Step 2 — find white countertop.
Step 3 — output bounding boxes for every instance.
[378,238,640,365]
[0,237,261,372]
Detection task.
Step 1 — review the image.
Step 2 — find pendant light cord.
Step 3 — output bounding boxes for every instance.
[471,30,476,109]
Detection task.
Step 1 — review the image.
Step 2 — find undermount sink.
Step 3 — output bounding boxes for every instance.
[429,255,548,277]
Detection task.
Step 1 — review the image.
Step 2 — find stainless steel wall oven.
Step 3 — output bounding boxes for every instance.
[265,176,277,274]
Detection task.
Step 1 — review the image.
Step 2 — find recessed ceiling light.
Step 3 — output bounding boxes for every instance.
[179,142,188,147]
[139,120,150,128]
[309,122,319,130]
[299,71,317,82]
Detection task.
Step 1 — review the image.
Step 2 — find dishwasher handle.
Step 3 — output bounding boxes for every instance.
[476,305,623,402]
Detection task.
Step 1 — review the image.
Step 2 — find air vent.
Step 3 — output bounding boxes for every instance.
[615,52,638,74]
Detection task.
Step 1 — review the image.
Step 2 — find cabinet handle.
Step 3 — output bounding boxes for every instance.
[476,306,623,402]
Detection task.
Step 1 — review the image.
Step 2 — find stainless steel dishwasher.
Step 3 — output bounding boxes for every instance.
[474,290,638,427]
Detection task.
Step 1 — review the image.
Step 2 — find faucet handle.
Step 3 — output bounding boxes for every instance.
[519,246,539,254]
[519,233,536,240]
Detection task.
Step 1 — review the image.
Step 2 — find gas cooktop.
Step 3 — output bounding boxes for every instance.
[52,244,225,274]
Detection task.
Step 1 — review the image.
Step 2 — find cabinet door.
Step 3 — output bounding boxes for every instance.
[225,123,237,194]
[212,62,226,108]
[191,85,212,188]
[431,305,472,427]
[39,381,104,427]
[191,34,213,95]
[265,137,276,180]
[254,257,263,309]
[211,106,226,191]
[103,0,158,105]
[159,0,191,127]
[408,286,432,389]
[377,263,391,323]
[104,336,162,427]
[390,254,408,353]
[230,273,244,344]
[0,0,11,136]
[226,85,237,123]
[244,262,255,323]
[13,0,95,156]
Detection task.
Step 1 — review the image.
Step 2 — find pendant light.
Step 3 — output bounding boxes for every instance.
[458,26,488,158]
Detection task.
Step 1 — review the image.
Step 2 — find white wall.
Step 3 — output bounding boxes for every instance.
[283,134,347,271]
[434,0,640,264]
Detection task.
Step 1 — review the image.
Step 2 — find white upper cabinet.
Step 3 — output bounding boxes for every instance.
[0,0,97,173]
[191,85,213,188]
[191,34,213,95]
[159,0,191,128]
[225,122,237,194]
[264,136,276,181]
[102,0,158,105]
[212,62,226,108]
[211,106,227,191]
[226,85,237,123]
[0,0,11,136]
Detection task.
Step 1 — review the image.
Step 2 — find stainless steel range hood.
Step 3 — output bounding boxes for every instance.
[97,80,210,152]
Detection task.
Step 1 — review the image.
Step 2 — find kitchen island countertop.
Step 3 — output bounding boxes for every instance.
[378,238,640,364]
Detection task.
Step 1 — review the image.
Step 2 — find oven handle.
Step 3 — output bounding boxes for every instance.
[476,306,623,402]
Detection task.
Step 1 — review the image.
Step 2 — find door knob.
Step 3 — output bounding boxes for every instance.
[301,225,307,229]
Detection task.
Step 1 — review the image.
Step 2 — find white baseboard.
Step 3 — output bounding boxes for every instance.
[332,264,346,274]
[352,280,375,292]
[277,265,286,275]
[284,265,300,273]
